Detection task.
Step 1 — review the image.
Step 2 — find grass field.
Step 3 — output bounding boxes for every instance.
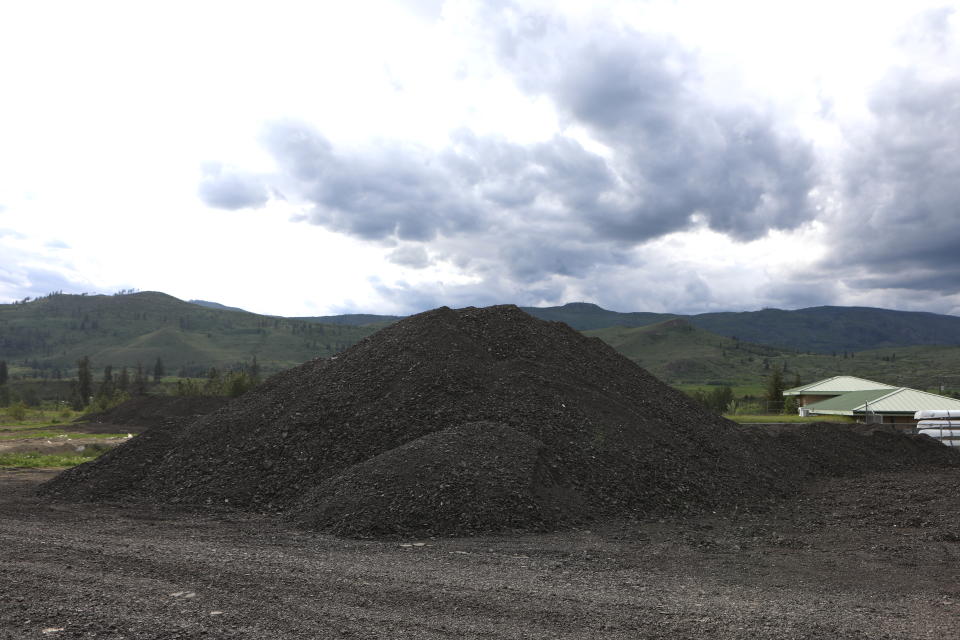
[724,414,856,424]
[0,430,129,441]
[0,450,104,468]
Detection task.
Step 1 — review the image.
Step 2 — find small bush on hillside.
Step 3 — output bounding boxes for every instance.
[783,396,800,415]
[5,401,28,421]
[85,390,131,415]
[173,370,258,398]
[686,385,734,415]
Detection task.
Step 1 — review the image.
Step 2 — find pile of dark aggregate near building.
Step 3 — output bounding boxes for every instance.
[41,305,959,537]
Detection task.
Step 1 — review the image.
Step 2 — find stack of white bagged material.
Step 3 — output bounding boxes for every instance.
[914,410,960,447]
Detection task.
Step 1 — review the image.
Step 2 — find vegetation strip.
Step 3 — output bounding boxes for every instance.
[0,431,129,441]
[0,451,103,469]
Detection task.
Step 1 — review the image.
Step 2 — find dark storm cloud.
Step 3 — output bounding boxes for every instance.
[495,18,817,242]
[387,245,432,269]
[498,240,628,282]
[198,163,270,210]
[262,122,487,242]
[369,277,514,313]
[821,69,960,295]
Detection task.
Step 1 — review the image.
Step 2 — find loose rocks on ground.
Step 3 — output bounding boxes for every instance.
[41,305,959,536]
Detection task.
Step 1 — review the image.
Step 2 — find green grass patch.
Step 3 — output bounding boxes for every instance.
[0,406,84,428]
[724,414,856,423]
[0,430,130,441]
[0,450,103,468]
[0,419,89,430]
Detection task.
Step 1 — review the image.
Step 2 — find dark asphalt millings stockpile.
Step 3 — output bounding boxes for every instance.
[79,395,231,434]
[41,305,959,536]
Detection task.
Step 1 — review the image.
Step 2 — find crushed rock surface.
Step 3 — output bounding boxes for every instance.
[4,468,959,639]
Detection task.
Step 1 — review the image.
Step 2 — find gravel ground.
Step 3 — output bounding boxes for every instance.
[3,468,958,639]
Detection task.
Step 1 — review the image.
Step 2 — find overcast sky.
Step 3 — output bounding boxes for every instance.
[2,0,959,316]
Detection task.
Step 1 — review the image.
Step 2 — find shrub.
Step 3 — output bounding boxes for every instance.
[5,401,28,421]
[85,390,130,414]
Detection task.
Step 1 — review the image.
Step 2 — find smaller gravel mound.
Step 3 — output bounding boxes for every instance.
[79,396,230,433]
[293,422,572,537]
[765,422,959,475]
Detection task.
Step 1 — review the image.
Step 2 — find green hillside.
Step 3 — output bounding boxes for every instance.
[188,299,250,313]
[542,303,960,353]
[0,292,374,377]
[521,302,676,330]
[585,319,786,386]
[299,313,402,327]
[587,318,960,394]
[689,306,960,353]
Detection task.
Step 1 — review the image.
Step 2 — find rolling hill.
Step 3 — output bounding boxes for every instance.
[584,318,784,385]
[299,313,403,327]
[689,306,960,353]
[586,318,960,394]
[520,302,677,330]
[0,292,374,376]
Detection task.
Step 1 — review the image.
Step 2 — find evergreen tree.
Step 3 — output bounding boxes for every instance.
[784,395,800,415]
[153,357,165,382]
[0,360,7,386]
[765,365,785,413]
[133,362,147,396]
[708,385,734,414]
[203,367,222,395]
[117,366,130,392]
[77,356,93,407]
[99,365,114,399]
[69,380,83,411]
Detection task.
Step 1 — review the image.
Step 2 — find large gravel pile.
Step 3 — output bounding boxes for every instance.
[41,305,958,536]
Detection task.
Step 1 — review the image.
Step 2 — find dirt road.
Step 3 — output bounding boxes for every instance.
[2,468,958,639]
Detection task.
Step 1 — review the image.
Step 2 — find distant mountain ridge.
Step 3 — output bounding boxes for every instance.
[298,313,403,327]
[188,299,250,313]
[299,301,960,353]
[689,306,960,353]
[0,292,373,376]
[519,302,677,330]
[585,317,960,393]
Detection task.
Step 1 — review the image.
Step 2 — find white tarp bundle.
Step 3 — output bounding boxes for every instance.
[916,418,960,447]
[914,409,960,419]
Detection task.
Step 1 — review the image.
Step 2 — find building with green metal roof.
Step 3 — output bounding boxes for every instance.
[783,375,897,408]
[786,376,960,425]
